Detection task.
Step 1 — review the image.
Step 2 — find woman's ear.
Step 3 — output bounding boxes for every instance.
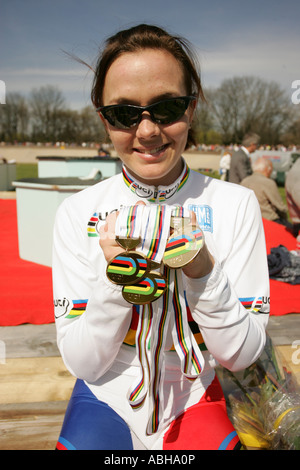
[98,111,107,127]
[189,99,197,122]
[98,111,110,137]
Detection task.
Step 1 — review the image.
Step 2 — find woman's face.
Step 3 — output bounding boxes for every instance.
[101,49,195,186]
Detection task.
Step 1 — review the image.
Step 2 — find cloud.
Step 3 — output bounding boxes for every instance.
[1,66,93,109]
[198,31,299,93]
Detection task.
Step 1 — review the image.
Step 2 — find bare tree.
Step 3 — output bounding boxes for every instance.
[76,106,107,144]
[194,96,217,144]
[208,76,294,145]
[281,106,300,146]
[30,85,66,142]
[0,92,29,142]
[257,81,292,144]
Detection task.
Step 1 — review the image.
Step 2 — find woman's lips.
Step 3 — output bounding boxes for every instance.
[133,143,169,157]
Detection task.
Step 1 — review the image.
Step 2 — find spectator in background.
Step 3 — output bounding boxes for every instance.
[219,147,231,181]
[98,146,110,157]
[285,158,300,237]
[241,157,292,228]
[229,133,260,184]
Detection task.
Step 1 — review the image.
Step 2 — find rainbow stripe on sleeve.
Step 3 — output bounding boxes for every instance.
[66,299,88,319]
[87,213,100,237]
[239,297,264,313]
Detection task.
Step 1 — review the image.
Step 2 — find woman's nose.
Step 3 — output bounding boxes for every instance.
[135,114,160,139]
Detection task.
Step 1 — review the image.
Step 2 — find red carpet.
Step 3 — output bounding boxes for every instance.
[0,200,298,326]
[0,199,54,326]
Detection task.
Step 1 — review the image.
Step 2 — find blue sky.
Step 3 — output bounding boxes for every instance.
[1,0,299,109]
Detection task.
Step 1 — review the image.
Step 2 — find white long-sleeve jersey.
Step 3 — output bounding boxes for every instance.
[52,162,269,448]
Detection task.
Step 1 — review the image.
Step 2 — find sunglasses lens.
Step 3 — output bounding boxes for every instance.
[152,98,189,124]
[105,107,140,129]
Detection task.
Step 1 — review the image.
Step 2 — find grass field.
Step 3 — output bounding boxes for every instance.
[16,163,38,180]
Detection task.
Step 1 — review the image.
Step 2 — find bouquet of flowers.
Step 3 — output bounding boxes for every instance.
[217,335,300,450]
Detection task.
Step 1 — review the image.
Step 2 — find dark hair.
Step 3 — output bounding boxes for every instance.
[91,24,205,148]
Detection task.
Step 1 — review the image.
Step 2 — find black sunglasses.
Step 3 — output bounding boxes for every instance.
[96,96,196,129]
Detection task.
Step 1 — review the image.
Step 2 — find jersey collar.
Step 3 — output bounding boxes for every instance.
[122,161,190,202]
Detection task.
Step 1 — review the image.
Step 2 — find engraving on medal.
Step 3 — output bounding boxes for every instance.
[122,272,167,304]
[170,215,191,231]
[106,251,149,285]
[163,225,204,268]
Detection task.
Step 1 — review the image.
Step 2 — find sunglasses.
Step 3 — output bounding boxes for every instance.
[96,96,196,129]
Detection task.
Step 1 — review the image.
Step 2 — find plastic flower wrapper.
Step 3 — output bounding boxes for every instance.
[216,334,300,450]
[261,379,300,449]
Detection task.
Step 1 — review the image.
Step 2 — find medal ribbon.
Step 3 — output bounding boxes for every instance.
[127,268,173,435]
[127,303,152,409]
[140,205,172,264]
[116,204,204,435]
[127,204,173,430]
[146,269,171,435]
[115,204,143,240]
[171,268,204,379]
[144,267,204,435]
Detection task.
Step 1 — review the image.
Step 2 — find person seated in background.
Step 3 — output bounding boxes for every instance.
[241,157,292,228]
[285,158,300,237]
[228,133,260,184]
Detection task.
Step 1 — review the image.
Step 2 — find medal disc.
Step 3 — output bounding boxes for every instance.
[122,272,167,305]
[163,226,204,268]
[115,236,141,251]
[170,215,191,231]
[106,251,149,285]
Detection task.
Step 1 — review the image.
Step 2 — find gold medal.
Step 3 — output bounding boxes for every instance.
[122,271,167,305]
[163,225,204,268]
[106,251,150,285]
[170,215,191,232]
[116,236,141,251]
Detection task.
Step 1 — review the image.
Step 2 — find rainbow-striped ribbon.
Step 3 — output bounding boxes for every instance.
[146,267,172,435]
[171,269,204,379]
[115,204,144,240]
[127,267,205,436]
[140,205,173,264]
[127,303,153,409]
[117,203,204,435]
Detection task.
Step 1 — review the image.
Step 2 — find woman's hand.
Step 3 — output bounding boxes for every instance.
[99,201,146,263]
[99,210,124,262]
[182,211,215,279]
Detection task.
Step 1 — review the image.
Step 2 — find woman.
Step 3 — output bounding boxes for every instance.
[53,24,269,450]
